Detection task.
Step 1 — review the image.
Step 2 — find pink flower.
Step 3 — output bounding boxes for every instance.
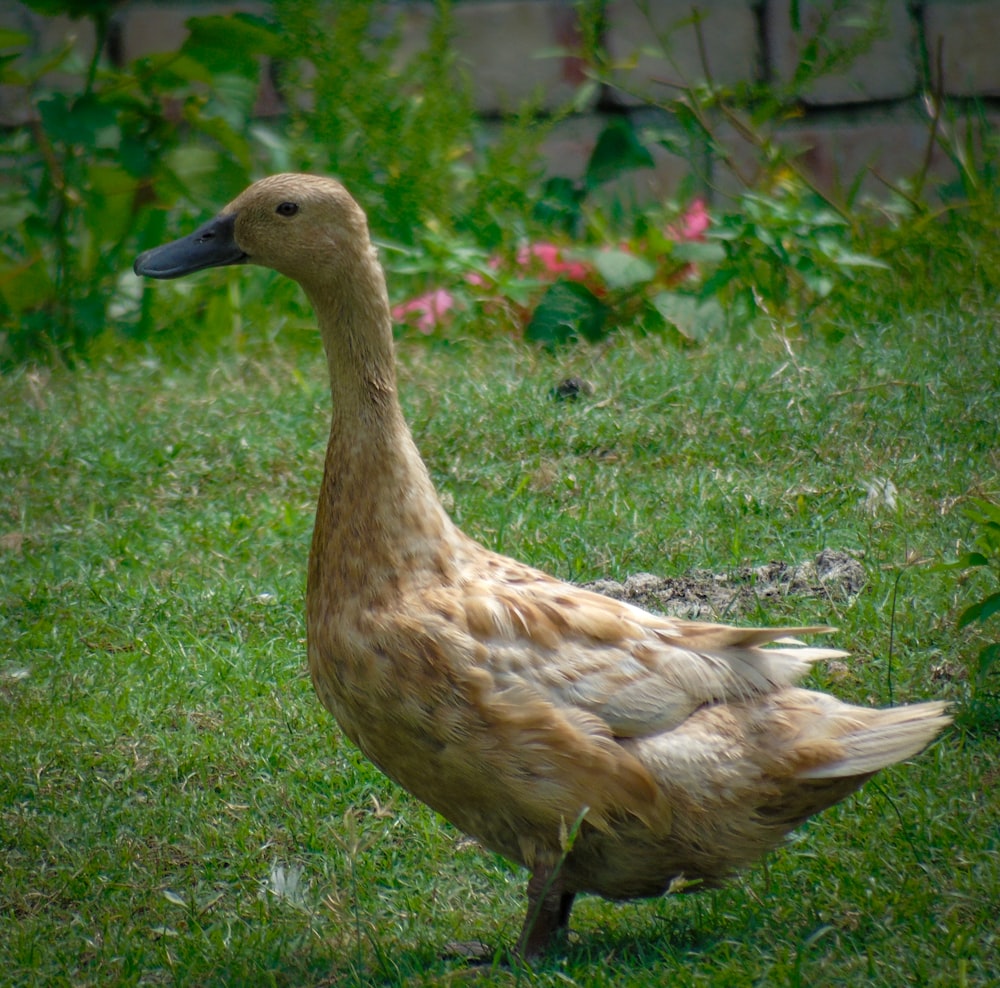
[464,255,503,288]
[669,198,710,242]
[516,242,593,283]
[391,288,455,334]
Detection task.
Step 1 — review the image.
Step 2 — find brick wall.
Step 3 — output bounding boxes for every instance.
[4,0,998,201]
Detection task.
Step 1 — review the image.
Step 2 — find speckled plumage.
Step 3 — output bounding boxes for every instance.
[136,174,950,959]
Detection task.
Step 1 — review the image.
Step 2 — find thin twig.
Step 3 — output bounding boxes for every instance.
[716,102,853,223]
[886,566,906,705]
[691,6,714,94]
[647,75,753,193]
[84,10,110,97]
[914,37,946,201]
[867,167,924,211]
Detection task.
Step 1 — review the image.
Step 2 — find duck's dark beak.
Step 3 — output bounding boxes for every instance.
[134,212,247,279]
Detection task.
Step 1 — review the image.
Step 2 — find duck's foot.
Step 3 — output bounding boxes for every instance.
[516,865,576,960]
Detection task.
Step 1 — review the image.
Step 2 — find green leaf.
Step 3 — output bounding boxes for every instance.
[976,642,1000,683]
[160,146,248,206]
[182,14,282,79]
[958,591,1000,629]
[651,292,725,343]
[210,72,260,116]
[189,100,254,169]
[81,164,139,255]
[119,136,154,178]
[967,499,1000,527]
[929,551,989,573]
[142,51,213,87]
[672,241,727,264]
[822,245,890,269]
[37,92,119,147]
[525,281,606,348]
[0,195,38,227]
[585,117,654,189]
[0,254,53,313]
[697,266,739,298]
[533,176,584,234]
[0,28,30,50]
[590,249,655,290]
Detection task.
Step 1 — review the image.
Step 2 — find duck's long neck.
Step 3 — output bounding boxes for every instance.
[303,247,455,607]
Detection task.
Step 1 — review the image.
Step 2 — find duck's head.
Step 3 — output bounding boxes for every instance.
[134,174,372,287]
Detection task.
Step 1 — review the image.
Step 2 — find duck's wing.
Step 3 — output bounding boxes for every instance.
[456,553,846,741]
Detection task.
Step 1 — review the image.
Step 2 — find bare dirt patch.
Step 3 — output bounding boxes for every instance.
[585,549,866,621]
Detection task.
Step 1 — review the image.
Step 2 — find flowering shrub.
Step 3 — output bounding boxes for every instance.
[391,288,458,334]
[669,199,710,242]
[389,197,721,345]
[516,243,595,283]
[389,164,889,347]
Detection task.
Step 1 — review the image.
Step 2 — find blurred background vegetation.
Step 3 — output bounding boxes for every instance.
[0,0,997,364]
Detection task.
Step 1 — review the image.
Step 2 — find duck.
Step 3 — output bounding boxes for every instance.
[134,174,950,959]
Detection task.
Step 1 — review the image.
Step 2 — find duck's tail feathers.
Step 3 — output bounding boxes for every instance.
[797,700,951,779]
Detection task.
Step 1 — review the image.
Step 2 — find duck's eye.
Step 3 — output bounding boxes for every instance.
[276,201,299,217]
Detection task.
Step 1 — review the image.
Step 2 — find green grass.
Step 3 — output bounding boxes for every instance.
[2,311,998,986]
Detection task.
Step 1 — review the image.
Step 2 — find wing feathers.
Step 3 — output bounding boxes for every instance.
[460,577,849,739]
[654,621,838,650]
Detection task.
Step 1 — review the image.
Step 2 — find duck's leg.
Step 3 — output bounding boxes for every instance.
[516,864,576,959]
[558,889,576,929]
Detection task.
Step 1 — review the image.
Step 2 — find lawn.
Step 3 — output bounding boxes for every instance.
[1,305,998,986]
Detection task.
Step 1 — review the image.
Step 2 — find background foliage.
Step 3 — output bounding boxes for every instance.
[1,0,998,363]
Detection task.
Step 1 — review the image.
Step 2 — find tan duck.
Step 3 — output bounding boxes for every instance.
[134,174,949,959]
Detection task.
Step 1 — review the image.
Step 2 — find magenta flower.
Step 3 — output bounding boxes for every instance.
[516,242,593,283]
[391,288,456,334]
[669,198,710,242]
